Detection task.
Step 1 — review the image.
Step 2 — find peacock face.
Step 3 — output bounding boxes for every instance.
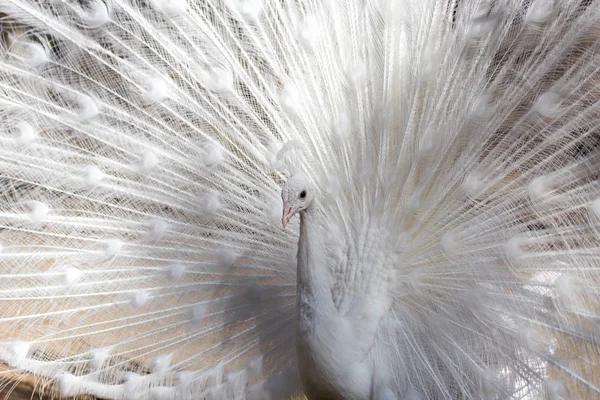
[281,174,312,228]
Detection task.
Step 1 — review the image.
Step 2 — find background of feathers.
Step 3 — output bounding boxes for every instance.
[1,0,600,399]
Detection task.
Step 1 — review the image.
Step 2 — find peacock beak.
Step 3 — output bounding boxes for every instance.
[282,203,295,229]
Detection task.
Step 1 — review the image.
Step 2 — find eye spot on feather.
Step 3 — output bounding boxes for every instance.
[140,76,169,105]
[216,248,236,267]
[12,121,37,147]
[76,95,99,121]
[84,165,104,186]
[28,201,50,223]
[466,19,495,40]
[200,66,234,92]
[463,170,483,197]
[148,219,168,240]
[202,143,224,168]
[272,140,304,174]
[102,238,123,257]
[2,341,31,367]
[228,0,263,22]
[201,191,221,215]
[534,91,561,119]
[81,0,110,27]
[525,0,554,25]
[167,263,186,282]
[62,266,83,286]
[8,37,49,69]
[130,291,151,309]
[136,150,159,173]
[464,1,497,42]
[330,112,351,139]
[440,232,457,253]
[518,326,547,353]
[528,175,549,201]
[298,15,320,47]
[280,84,301,114]
[152,0,187,16]
[505,237,524,260]
[471,94,493,120]
[554,274,583,310]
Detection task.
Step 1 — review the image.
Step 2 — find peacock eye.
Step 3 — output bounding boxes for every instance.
[299,190,306,199]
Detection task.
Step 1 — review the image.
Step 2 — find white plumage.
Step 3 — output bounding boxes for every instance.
[0,0,599,399]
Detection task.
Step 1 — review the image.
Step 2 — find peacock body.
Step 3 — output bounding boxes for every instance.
[1,0,600,399]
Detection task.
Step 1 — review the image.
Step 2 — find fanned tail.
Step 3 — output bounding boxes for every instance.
[1,0,600,399]
[0,0,324,398]
[378,0,600,398]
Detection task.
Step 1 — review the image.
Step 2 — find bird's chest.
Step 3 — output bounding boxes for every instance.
[296,313,342,399]
[296,286,340,397]
[294,213,373,398]
[295,287,371,400]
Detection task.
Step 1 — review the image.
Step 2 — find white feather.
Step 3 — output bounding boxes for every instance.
[0,0,599,399]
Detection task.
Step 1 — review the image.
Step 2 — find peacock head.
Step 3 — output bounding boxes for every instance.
[281,173,313,228]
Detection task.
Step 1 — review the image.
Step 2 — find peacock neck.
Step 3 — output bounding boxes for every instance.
[297,203,335,321]
[296,205,363,400]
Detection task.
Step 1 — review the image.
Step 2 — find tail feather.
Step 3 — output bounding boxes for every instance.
[1,0,600,399]
[1,1,306,397]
